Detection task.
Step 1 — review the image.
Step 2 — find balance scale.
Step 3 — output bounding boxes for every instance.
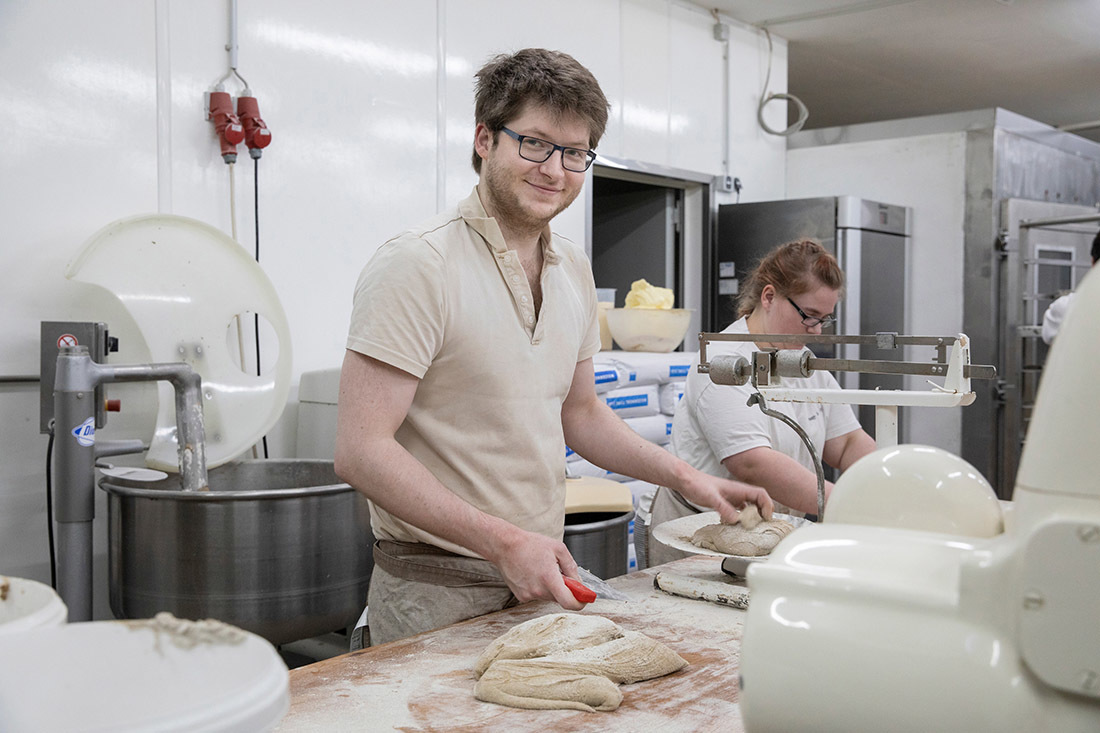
[652,311,1100,731]
[653,327,997,580]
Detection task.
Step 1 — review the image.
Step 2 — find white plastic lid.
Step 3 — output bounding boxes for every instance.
[65,214,292,471]
[0,576,68,634]
[0,615,288,731]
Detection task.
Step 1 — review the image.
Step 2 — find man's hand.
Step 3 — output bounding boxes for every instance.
[677,472,774,525]
[482,524,589,611]
[560,358,774,527]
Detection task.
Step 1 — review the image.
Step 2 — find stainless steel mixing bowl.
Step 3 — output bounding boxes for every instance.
[100,459,373,645]
[563,510,635,579]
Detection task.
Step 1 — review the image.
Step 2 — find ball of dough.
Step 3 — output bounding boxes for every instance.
[690,518,794,556]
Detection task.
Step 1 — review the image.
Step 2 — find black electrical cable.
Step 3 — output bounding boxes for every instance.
[254,156,269,459]
[45,427,57,588]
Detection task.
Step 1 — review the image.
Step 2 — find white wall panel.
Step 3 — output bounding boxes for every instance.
[1,0,158,376]
[787,132,969,453]
[619,0,671,165]
[0,0,788,603]
[170,0,443,378]
[726,22,787,202]
[666,4,725,175]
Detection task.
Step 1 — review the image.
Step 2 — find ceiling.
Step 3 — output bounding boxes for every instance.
[700,0,1100,143]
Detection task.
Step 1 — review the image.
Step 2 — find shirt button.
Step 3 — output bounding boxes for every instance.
[521,295,529,303]
[527,316,534,324]
[511,275,520,283]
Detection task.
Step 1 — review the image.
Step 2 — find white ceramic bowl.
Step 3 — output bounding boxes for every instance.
[0,576,67,634]
[605,308,693,352]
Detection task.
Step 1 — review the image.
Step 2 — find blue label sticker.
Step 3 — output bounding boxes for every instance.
[71,417,95,447]
[606,394,649,409]
[670,365,690,378]
[594,369,618,384]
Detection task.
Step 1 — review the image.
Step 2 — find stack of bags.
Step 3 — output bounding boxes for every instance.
[566,350,694,569]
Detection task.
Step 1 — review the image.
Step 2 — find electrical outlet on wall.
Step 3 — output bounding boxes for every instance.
[715,175,742,193]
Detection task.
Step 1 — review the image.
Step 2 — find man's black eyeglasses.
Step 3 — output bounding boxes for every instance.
[500,128,597,172]
[787,296,836,328]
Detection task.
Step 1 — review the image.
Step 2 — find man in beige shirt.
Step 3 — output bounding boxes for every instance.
[335,48,772,646]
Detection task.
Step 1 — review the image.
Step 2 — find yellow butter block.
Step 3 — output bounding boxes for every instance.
[624,279,674,309]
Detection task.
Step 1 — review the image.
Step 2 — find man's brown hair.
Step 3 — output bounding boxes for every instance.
[472,48,610,173]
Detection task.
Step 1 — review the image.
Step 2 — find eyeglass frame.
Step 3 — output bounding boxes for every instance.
[786,296,836,328]
[499,127,597,172]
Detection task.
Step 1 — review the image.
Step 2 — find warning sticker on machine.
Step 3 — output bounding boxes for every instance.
[71,417,95,447]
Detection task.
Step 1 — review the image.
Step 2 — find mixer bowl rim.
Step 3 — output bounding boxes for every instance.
[96,457,358,501]
[97,478,356,501]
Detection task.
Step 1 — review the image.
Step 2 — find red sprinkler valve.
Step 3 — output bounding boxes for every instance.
[208,90,245,163]
[237,95,272,159]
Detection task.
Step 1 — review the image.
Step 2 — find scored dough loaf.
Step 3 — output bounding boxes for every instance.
[473,614,687,713]
[475,666,623,712]
[474,613,623,678]
[690,517,795,556]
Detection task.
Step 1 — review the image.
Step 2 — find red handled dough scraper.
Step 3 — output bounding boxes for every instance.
[563,566,631,603]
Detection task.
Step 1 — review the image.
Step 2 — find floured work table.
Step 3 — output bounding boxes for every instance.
[277,554,750,732]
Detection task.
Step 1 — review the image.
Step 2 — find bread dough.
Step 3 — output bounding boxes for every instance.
[690,516,794,556]
[474,614,687,713]
[737,503,764,530]
[474,613,622,678]
[476,664,623,712]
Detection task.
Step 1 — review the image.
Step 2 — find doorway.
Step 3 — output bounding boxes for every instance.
[588,160,713,348]
[591,177,682,309]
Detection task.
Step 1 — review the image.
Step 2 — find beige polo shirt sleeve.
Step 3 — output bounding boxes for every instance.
[347,233,446,378]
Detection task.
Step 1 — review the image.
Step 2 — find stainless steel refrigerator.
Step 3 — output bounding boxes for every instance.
[711,196,910,437]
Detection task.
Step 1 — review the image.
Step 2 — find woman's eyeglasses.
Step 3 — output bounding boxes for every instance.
[787,296,836,327]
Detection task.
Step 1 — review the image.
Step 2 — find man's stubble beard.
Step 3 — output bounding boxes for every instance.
[483,154,580,236]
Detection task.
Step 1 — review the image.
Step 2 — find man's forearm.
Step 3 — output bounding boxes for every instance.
[563,398,774,523]
[563,400,692,489]
[336,436,518,560]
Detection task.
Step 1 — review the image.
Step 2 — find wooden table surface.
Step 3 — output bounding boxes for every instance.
[277,555,750,732]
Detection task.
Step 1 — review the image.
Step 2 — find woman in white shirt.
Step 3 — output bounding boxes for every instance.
[647,239,877,567]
